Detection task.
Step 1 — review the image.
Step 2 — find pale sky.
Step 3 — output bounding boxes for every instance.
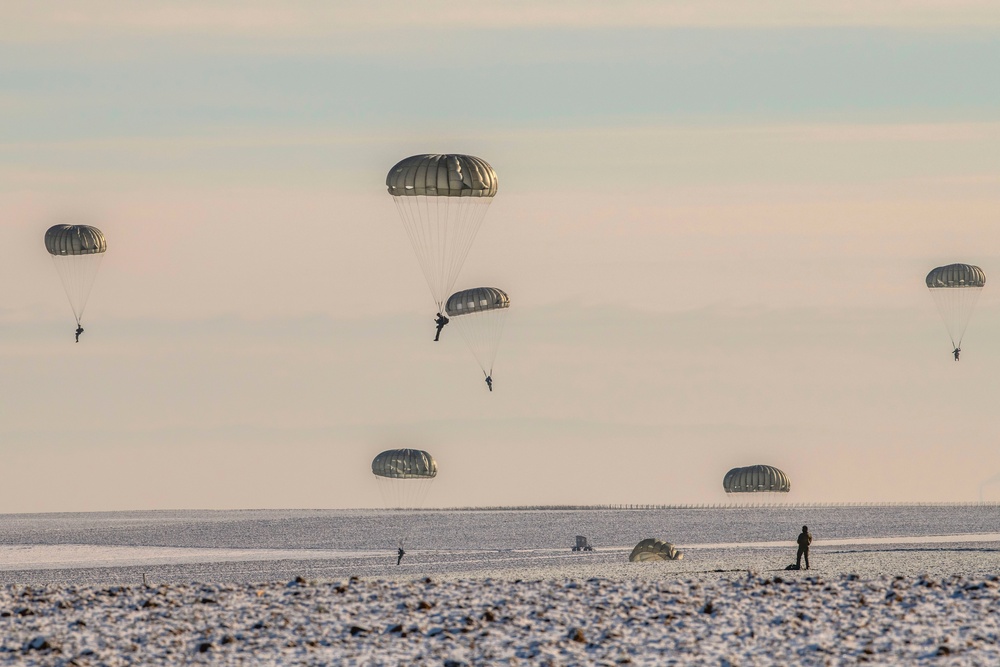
[2,2,1000,511]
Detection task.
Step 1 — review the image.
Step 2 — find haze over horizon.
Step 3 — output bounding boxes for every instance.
[2,1,1000,512]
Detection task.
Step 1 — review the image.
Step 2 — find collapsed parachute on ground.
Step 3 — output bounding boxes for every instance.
[371,448,438,510]
[925,263,985,352]
[44,224,107,326]
[446,287,510,386]
[723,465,791,493]
[629,539,683,562]
[386,154,498,312]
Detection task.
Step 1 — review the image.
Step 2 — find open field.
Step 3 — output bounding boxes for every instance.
[1,506,999,664]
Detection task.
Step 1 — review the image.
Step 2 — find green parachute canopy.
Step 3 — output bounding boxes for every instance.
[44,225,107,256]
[371,449,438,479]
[629,539,684,562]
[446,287,510,317]
[386,154,498,198]
[44,224,107,325]
[386,154,498,310]
[925,263,986,349]
[723,465,791,493]
[371,448,438,512]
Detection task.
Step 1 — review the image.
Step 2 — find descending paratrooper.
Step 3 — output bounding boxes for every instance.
[925,263,986,361]
[372,449,438,560]
[386,154,498,341]
[44,224,107,342]
[445,287,510,392]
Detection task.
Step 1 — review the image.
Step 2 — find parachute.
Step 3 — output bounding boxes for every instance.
[386,154,498,312]
[446,287,510,384]
[44,224,107,326]
[629,539,684,562]
[925,263,985,351]
[723,465,791,493]
[371,448,438,509]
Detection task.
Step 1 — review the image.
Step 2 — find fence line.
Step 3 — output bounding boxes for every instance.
[387,501,1000,512]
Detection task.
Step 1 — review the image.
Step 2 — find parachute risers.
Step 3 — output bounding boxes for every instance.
[371,449,438,510]
[925,263,986,351]
[446,287,510,383]
[44,224,107,326]
[723,465,791,494]
[629,539,684,562]
[386,155,498,311]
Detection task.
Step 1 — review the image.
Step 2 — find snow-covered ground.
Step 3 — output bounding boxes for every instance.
[3,574,999,665]
[1,506,998,585]
[1,507,998,663]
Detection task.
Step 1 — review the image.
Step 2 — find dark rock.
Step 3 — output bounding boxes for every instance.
[295,576,307,585]
[937,646,952,656]
[197,641,212,653]
[569,627,586,643]
[15,607,34,616]
[482,610,496,622]
[349,626,368,636]
[702,601,714,614]
[199,598,217,604]
[386,624,404,634]
[221,635,235,645]
[418,600,434,610]
[444,660,468,667]
[24,636,52,651]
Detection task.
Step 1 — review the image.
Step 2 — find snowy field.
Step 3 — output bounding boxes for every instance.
[1,505,998,585]
[1,506,999,664]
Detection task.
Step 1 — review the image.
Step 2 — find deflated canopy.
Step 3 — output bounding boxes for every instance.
[926,264,986,288]
[372,449,438,479]
[387,154,498,198]
[445,287,510,317]
[44,225,107,256]
[723,465,791,493]
[629,539,684,562]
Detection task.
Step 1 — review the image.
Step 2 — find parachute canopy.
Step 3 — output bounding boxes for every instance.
[44,225,107,256]
[446,287,510,317]
[629,539,684,562]
[386,154,498,310]
[723,465,790,493]
[387,154,498,198]
[926,263,986,349]
[371,448,437,511]
[925,264,986,289]
[371,449,438,480]
[44,224,107,325]
[446,287,510,379]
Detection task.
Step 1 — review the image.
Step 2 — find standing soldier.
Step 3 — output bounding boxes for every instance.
[796,525,812,570]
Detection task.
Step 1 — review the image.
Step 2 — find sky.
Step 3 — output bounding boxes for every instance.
[2,1,1000,511]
